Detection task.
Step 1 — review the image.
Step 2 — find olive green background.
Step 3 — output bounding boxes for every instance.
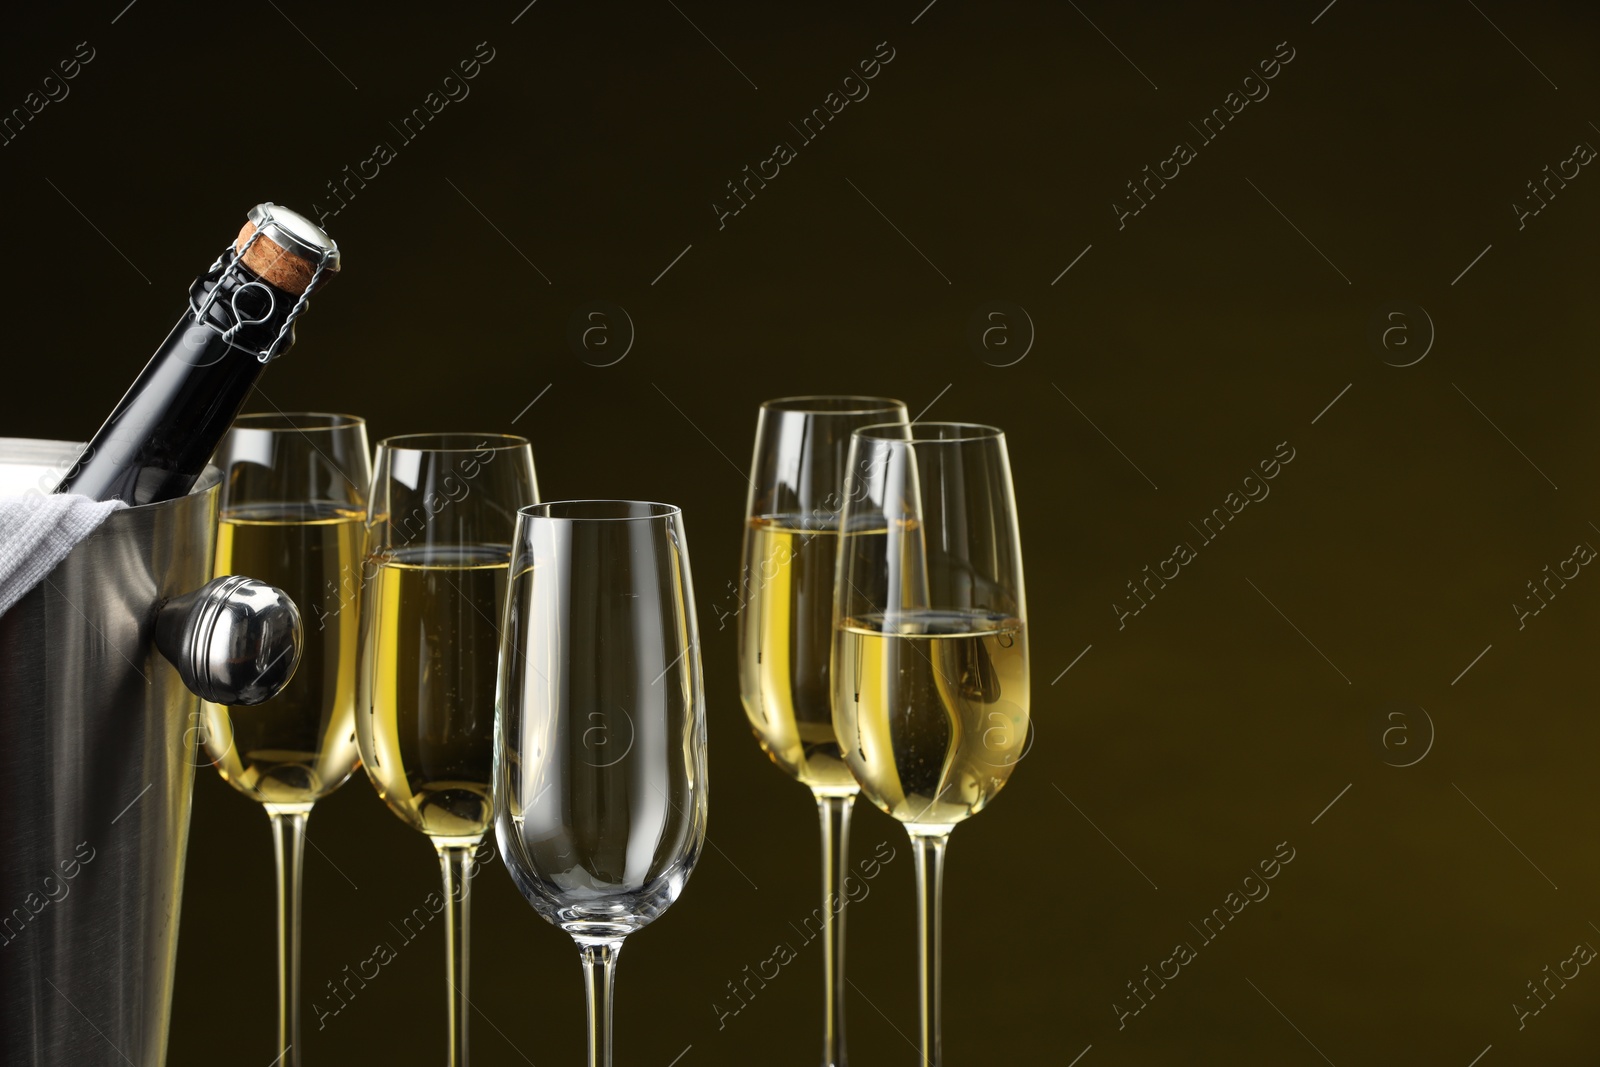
[4,0,1599,1063]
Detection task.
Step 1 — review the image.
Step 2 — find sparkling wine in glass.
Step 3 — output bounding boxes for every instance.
[738,395,907,1066]
[495,500,708,1067]
[357,432,538,1067]
[202,411,371,1067]
[832,423,1030,1067]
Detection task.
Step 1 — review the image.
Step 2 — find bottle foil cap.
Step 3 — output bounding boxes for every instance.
[232,203,340,295]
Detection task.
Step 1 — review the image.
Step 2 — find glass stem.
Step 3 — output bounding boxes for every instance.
[815,792,855,1067]
[436,844,475,1067]
[266,806,310,1067]
[578,939,624,1067]
[911,832,949,1067]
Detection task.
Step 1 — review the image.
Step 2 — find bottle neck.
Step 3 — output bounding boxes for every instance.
[188,256,305,364]
[53,261,304,506]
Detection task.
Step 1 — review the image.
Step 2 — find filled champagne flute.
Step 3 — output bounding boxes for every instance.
[202,412,371,1067]
[832,423,1029,1067]
[357,433,538,1067]
[495,501,708,1067]
[738,395,907,1066]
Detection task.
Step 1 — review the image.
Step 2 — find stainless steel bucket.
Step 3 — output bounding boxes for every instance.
[0,438,301,1066]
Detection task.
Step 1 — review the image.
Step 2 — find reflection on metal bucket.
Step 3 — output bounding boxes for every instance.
[0,438,300,1066]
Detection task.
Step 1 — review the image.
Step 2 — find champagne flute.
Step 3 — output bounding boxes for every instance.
[357,433,538,1067]
[832,423,1029,1067]
[738,395,907,1066]
[494,500,709,1067]
[202,412,371,1067]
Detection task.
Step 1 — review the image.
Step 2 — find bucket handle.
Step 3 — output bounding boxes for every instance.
[154,575,303,706]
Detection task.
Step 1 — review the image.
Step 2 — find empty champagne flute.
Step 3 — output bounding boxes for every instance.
[832,423,1030,1067]
[357,433,538,1067]
[202,412,371,1067]
[738,395,907,1067]
[495,501,708,1067]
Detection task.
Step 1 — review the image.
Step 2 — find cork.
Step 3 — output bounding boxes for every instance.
[234,220,329,295]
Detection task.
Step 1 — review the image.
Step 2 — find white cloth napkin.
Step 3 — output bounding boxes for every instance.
[0,493,125,616]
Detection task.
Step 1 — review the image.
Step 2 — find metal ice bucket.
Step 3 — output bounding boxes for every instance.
[0,438,302,1066]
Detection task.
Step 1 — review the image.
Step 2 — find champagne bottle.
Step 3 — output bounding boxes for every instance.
[55,203,340,506]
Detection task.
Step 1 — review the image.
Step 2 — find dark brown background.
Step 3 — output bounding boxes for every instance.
[4,0,1599,1063]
